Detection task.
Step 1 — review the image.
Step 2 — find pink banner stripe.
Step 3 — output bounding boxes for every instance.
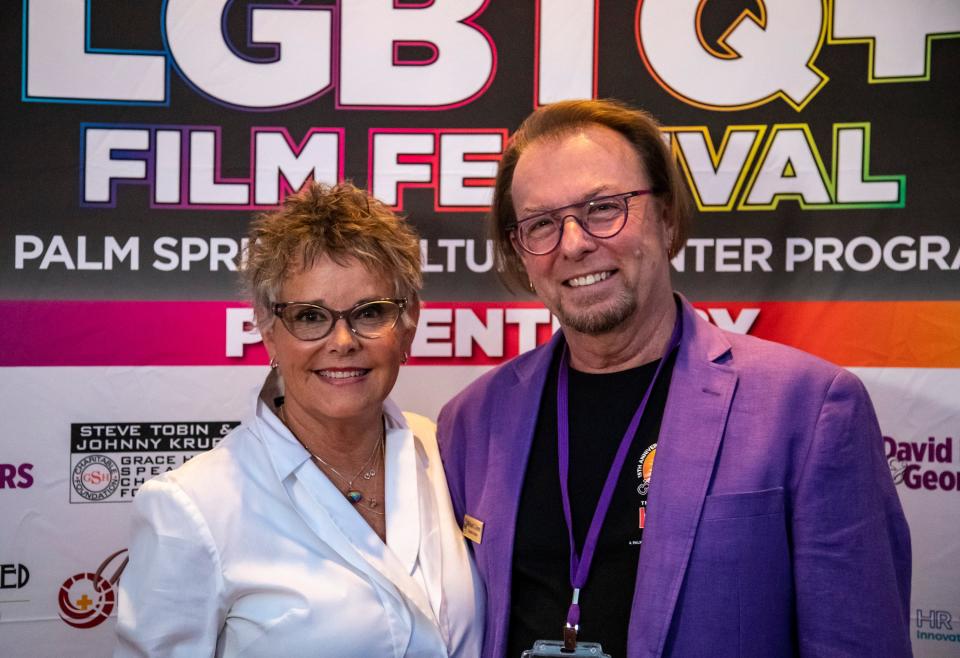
[1,300,267,366]
[4,299,959,367]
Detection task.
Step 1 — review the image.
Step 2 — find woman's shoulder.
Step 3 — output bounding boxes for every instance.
[401,411,437,442]
[132,420,287,547]
[398,411,447,481]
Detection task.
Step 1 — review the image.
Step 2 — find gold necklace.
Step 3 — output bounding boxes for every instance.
[279,403,386,515]
[310,433,384,513]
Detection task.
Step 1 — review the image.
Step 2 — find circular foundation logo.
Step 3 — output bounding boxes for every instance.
[57,549,128,629]
[72,454,120,501]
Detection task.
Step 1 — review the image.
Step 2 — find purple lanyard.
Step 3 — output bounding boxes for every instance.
[556,312,682,648]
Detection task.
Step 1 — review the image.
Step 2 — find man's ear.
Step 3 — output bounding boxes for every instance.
[510,232,527,261]
[510,234,533,278]
[656,200,675,252]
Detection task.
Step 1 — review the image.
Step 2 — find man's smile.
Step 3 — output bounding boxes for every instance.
[564,270,616,288]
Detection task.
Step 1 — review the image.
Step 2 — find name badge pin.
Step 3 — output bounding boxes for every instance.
[462,514,484,544]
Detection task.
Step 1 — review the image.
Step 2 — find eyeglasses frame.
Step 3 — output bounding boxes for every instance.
[272,297,408,341]
[507,189,656,255]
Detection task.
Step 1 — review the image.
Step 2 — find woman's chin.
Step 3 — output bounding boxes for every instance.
[289,390,382,424]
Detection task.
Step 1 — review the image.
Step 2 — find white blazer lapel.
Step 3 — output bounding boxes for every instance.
[283,465,409,610]
[296,447,442,624]
[385,426,422,577]
[381,426,440,625]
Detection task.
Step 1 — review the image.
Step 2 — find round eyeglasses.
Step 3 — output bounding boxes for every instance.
[509,189,655,255]
[273,298,407,341]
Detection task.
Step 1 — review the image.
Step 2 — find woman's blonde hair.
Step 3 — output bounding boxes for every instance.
[243,182,422,330]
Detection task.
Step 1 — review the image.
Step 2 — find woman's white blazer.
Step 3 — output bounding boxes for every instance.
[115,387,484,657]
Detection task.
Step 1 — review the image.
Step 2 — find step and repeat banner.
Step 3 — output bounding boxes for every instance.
[2,1,959,655]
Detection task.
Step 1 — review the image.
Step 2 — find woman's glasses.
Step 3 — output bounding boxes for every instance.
[273,298,407,341]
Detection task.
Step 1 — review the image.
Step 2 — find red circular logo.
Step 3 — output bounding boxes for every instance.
[57,548,128,629]
[58,572,115,629]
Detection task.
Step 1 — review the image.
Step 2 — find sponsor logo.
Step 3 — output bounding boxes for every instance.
[1,564,30,590]
[57,549,128,629]
[69,421,238,502]
[0,463,34,489]
[72,455,120,501]
[0,562,31,611]
[916,608,959,644]
[884,436,958,492]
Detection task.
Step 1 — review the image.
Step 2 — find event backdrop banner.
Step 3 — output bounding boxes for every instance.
[2,1,958,656]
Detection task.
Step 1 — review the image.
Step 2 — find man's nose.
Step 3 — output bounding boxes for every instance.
[558,215,597,256]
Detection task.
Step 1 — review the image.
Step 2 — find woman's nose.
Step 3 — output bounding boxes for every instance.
[325,317,360,352]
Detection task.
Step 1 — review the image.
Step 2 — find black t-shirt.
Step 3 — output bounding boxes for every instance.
[507,348,676,658]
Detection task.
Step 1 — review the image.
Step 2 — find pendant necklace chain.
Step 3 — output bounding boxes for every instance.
[279,403,385,516]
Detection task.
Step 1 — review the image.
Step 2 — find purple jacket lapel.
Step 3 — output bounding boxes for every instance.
[627,297,738,657]
[479,332,562,657]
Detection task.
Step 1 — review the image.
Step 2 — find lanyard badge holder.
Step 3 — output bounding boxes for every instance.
[523,311,682,658]
[521,639,610,657]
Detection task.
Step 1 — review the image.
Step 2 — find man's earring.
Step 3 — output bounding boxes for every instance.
[270,357,279,369]
[400,352,409,364]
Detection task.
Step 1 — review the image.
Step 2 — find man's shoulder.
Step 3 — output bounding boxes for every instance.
[727,329,836,370]
[676,297,848,393]
[720,327,858,395]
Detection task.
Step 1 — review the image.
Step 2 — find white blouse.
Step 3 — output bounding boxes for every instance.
[115,382,484,657]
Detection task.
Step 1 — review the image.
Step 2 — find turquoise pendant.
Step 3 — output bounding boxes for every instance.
[346,490,363,504]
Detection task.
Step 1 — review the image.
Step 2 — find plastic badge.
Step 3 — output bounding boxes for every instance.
[521,640,611,657]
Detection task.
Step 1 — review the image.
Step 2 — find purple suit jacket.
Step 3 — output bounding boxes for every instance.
[437,297,912,657]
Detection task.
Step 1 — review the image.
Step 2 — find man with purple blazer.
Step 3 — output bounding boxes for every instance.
[436,99,912,657]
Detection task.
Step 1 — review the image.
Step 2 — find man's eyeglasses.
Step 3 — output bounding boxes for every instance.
[273,298,407,341]
[508,189,655,255]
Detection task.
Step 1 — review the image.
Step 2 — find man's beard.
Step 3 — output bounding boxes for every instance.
[555,288,638,335]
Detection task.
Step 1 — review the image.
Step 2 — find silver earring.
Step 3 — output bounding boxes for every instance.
[270,357,279,369]
[400,352,409,364]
